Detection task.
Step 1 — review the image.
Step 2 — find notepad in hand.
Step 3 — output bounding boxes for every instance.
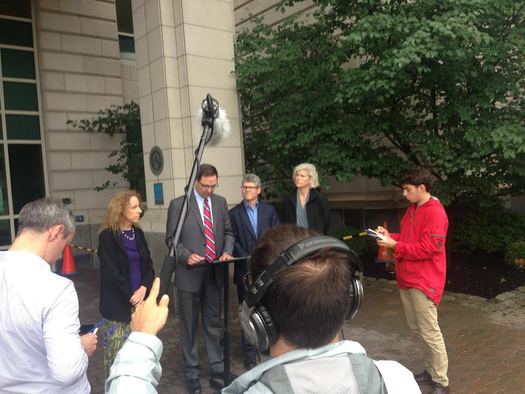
[365,229,386,240]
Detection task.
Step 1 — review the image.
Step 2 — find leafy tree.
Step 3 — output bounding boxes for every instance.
[235,0,525,204]
[67,101,146,198]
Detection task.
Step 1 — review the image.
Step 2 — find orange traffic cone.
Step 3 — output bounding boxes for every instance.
[375,244,390,263]
[375,221,393,264]
[61,244,79,276]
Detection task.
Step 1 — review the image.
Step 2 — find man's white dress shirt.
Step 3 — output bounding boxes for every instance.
[0,250,90,393]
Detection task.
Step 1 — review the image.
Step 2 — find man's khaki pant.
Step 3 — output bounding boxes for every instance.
[400,288,449,387]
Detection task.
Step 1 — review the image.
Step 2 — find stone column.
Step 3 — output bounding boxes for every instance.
[132,0,243,262]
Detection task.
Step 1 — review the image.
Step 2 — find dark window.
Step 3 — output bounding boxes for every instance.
[3,81,38,111]
[344,209,365,229]
[118,35,135,54]
[0,219,11,246]
[116,0,133,34]
[8,144,45,214]
[0,19,33,47]
[0,146,8,215]
[6,115,40,140]
[0,3,44,247]
[0,0,31,19]
[363,209,402,233]
[116,0,135,57]
[1,48,35,79]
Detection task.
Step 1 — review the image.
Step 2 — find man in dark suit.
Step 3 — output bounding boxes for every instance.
[229,174,280,369]
[165,164,234,394]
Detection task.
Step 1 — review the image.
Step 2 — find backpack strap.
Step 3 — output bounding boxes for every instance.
[256,354,387,393]
[259,365,294,393]
[348,354,388,393]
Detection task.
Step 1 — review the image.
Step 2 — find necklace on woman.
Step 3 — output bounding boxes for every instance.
[120,226,135,241]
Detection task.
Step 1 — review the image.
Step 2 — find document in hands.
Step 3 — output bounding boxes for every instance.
[365,229,386,240]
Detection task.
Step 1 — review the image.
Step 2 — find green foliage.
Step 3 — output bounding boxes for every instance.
[235,0,525,204]
[67,102,146,198]
[450,198,525,254]
[329,226,368,257]
[505,240,525,271]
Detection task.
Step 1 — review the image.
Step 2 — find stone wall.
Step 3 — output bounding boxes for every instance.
[36,0,127,228]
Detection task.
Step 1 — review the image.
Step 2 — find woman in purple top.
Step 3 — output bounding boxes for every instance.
[97,190,155,378]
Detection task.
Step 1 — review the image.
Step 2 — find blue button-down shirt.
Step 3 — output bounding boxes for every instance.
[243,200,259,237]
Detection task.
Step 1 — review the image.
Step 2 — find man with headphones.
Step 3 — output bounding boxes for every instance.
[223,224,420,393]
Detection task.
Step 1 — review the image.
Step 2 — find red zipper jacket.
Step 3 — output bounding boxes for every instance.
[390,197,448,305]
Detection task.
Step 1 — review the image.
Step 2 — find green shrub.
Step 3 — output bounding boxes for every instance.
[505,240,525,271]
[329,226,368,257]
[66,102,145,198]
[450,198,525,254]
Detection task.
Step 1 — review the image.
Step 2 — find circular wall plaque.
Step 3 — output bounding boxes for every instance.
[149,146,164,176]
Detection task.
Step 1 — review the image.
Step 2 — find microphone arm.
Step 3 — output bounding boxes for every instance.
[158,94,218,298]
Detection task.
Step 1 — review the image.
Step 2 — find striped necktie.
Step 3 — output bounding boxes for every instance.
[203,198,216,263]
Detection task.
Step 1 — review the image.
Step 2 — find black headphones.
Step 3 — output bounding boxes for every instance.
[240,235,364,352]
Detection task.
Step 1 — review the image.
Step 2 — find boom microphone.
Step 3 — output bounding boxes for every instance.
[197,95,231,146]
[159,93,229,299]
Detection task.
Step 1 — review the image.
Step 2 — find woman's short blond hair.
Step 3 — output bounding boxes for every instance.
[293,163,319,188]
[100,190,142,233]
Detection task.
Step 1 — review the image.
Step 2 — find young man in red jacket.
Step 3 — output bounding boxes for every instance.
[377,167,450,394]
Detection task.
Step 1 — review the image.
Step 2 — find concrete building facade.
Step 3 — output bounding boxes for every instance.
[0,0,245,268]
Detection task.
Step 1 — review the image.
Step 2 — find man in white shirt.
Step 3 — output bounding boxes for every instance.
[0,198,97,393]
